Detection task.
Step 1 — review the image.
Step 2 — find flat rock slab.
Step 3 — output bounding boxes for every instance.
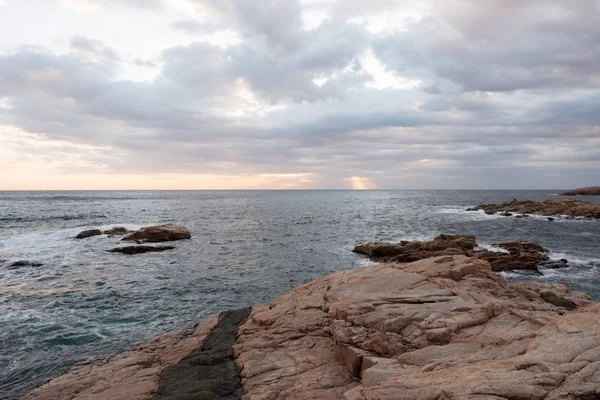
[108,246,176,255]
[123,225,191,243]
[153,308,251,400]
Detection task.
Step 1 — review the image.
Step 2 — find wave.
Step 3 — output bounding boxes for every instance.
[548,251,600,266]
[436,207,504,220]
[0,214,108,223]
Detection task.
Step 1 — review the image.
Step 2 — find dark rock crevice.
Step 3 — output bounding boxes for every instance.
[152,308,251,400]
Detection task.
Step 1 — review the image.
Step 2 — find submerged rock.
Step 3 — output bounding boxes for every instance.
[108,246,175,255]
[561,186,600,196]
[467,198,600,219]
[6,260,44,269]
[122,224,191,243]
[75,229,102,239]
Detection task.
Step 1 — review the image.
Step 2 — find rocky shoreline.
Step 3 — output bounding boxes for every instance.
[23,236,600,400]
[562,186,600,196]
[466,198,600,219]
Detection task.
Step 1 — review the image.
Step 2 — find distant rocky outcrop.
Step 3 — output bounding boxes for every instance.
[5,260,44,269]
[25,253,599,400]
[103,227,133,236]
[75,229,102,239]
[122,225,191,243]
[107,246,176,255]
[562,186,600,196]
[467,198,600,219]
[353,234,562,272]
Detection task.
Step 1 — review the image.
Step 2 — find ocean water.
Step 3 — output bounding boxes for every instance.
[0,190,599,399]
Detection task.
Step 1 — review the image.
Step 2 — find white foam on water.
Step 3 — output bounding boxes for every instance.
[475,243,510,254]
[549,251,600,266]
[355,258,378,267]
[436,207,504,220]
[0,224,148,264]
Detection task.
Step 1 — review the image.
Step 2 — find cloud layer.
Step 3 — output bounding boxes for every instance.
[0,0,598,189]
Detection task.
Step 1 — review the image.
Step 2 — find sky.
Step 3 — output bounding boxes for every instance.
[0,0,599,190]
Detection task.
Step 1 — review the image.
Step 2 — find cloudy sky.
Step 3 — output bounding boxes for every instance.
[0,0,599,190]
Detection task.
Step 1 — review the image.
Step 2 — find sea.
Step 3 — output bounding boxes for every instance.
[1,190,599,399]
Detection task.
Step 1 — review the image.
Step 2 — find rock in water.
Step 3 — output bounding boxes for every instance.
[122,224,191,243]
[466,198,600,219]
[103,227,132,236]
[75,229,102,239]
[561,186,600,196]
[107,246,176,255]
[7,261,44,269]
[353,235,558,272]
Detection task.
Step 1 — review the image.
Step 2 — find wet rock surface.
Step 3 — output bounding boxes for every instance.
[562,186,600,196]
[153,308,251,400]
[354,234,558,272]
[122,225,191,243]
[108,246,176,255]
[466,198,600,219]
[75,229,102,239]
[103,227,133,236]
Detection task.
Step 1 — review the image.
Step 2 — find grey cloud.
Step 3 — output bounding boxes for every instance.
[170,19,222,35]
[134,59,157,68]
[1,0,599,188]
[192,0,305,50]
[70,35,121,61]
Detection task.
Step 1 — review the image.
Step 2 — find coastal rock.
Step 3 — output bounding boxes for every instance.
[107,246,176,255]
[153,308,251,400]
[562,186,600,196]
[23,315,219,400]
[234,255,596,400]
[25,255,600,400]
[353,235,556,272]
[75,229,102,239]
[103,227,133,236]
[353,234,477,263]
[467,198,600,219]
[122,224,191,243]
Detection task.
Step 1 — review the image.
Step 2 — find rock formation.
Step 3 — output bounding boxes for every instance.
[75,229,102,239]
[467,198,600,219]
[562,186,600,196]
[23,238,600,400]
[23,316,219,400]
[235,255,593,400]
[353,234,561,272]
[5,260,44,269]
[103,227,133,236]
[107,246,176,255]
[122,225,191,243]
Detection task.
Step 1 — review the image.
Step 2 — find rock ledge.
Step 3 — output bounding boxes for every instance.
[467,198,600,219]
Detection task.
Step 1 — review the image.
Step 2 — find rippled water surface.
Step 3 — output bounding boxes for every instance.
[1,190,599,399]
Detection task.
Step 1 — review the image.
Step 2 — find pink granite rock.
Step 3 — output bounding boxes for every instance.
[235,255,597,400]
